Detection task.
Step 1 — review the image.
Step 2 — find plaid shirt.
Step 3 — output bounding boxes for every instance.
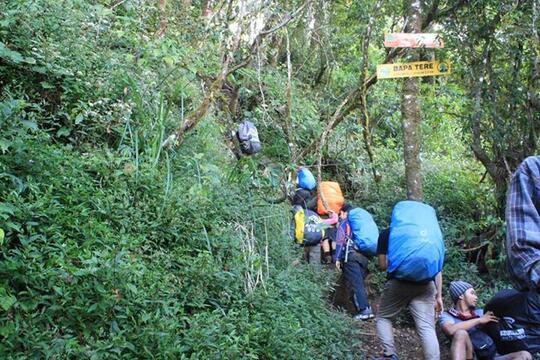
[506,156,540,291]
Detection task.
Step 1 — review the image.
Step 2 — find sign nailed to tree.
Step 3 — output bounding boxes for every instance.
[384,33,444,48]
[377,61,451,79]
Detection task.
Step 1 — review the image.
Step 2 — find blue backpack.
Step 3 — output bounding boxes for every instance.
[387,201,445,282]
[297,167,316,190]
[348,208,379,256]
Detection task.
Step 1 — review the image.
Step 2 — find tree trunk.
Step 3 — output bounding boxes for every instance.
[401,0,423,201]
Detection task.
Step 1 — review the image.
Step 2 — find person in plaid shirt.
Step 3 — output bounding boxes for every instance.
[506,156,540,292]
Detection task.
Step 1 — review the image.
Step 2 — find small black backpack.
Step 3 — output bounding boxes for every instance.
[237,120,262,155]
[469,329,497,360]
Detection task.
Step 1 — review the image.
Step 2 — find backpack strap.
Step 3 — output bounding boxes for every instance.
[294,209,305,244]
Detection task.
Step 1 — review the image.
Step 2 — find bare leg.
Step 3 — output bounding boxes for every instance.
[450,330,472,360]
[495,351,532,360]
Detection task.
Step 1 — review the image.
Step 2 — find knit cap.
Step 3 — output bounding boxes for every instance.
[449,280,473,303]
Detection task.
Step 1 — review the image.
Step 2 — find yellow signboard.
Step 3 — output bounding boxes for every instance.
[377,61,451,79]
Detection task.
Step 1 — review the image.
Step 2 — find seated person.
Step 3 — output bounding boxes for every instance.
[483,288,540,356]
[439,280,531,360]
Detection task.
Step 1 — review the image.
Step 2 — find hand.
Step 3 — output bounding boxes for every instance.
[335,260,342,271]
[435,295,443,317]
[479,311,499,324]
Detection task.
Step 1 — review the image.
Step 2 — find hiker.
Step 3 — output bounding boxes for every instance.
[290,205,337,270]
[318,181,345,264]
[335,204,378,320]
[374,201,445,360]
[501,155,540,356]
[439,280,531,360]
[290,167,317,211]
[506,156,540,293]
[290,187,317,211]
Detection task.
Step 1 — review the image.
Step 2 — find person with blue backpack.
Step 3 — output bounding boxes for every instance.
[335,204,379,320]
[373,200,445,360]
[290,167,317,211]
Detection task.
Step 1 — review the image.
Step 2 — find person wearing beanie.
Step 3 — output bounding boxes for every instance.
[449,281,474,304]
[439,281,531,360]
[334,204,374,320]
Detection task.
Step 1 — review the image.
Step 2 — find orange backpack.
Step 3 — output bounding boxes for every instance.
[317,181,344,215]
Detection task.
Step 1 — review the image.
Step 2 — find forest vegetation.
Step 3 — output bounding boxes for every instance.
[1,0,539,358]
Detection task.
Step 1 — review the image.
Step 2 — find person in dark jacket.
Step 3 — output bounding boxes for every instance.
[335,204,373,320]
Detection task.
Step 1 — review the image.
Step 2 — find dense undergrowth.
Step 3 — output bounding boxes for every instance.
[0,0,515,358]
[0,116,365,358]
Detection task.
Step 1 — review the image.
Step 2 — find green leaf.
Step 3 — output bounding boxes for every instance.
[164,56,175,66]
[21,120,38,130]
[0,321,15,337]
[110,320,120,334]
[0,42,24,64]
[40,81,55,89]
[75,113,84,125]
[0,228,4,246]
[0,139,10,153]
[126,283,137,294]
[0,287,16,311]
[0,203,15,216]
[56,127,71,137]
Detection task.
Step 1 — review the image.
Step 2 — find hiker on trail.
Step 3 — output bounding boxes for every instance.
[290,205,337,271]
[290,167,318,211]
[335,204,378,320]
[318,181,345,264]
[439,280,531,360]
[290,187,317,211]
[374,201,445,360]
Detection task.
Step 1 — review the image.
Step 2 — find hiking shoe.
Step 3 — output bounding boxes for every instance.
[371,354,399,360]
[353,306,374,320]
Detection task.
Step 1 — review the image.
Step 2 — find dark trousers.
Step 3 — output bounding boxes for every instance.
[343,250,369,311]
